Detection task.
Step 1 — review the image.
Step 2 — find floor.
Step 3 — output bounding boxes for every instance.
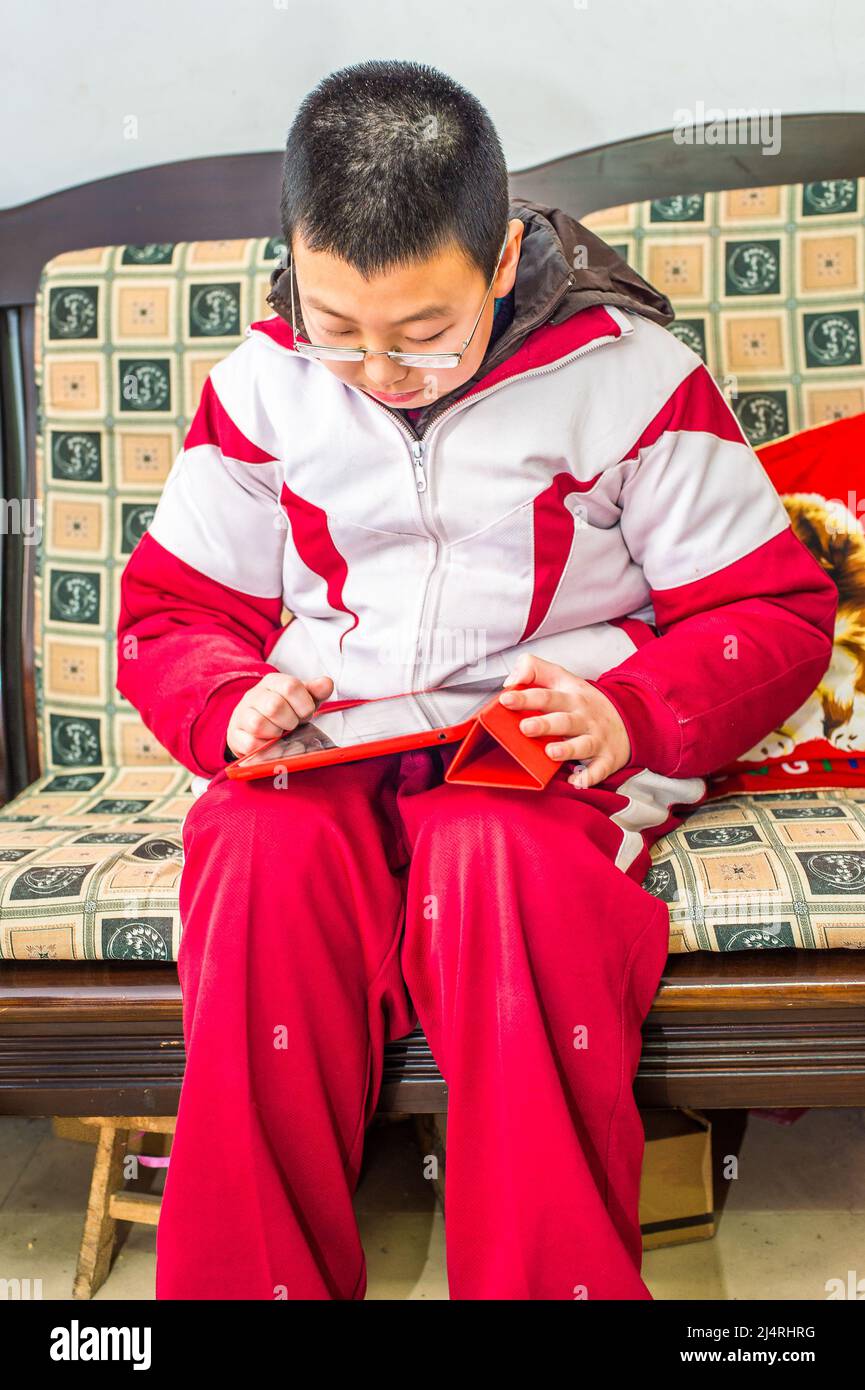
[0,1107,862,1300]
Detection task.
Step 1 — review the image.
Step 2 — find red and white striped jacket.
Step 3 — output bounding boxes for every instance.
[117,206,837,820]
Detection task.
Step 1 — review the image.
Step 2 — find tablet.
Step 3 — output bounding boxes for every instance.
[224,677,508,781]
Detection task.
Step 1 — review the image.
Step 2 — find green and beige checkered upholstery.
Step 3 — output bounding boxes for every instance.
[651,788,865,951]
[33,235,289,771]
[1,182,863,960]
[0,767,191,962]
[583,178,865,445]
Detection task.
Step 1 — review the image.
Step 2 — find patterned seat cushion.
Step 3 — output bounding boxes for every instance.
[2,772,865,960]
[0,766,193,961]
[644,787,865,952]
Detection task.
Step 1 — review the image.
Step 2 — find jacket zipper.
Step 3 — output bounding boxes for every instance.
[361,315,628,690]
[411,438,427,493]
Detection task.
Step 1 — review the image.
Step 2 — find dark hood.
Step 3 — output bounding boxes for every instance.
[265,199,673,433]
[482,197,674,368]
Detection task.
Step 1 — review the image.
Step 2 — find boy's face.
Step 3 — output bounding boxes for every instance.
[290,218,524,408]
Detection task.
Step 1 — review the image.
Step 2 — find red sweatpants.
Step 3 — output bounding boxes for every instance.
[157,745,682,1300]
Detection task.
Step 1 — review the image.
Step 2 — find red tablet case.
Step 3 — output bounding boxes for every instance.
[444,689,561,791]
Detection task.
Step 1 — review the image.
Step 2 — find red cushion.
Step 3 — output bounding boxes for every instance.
[705,411,865,799]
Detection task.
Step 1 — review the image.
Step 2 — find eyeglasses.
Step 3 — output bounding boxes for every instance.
[266,231,509,369]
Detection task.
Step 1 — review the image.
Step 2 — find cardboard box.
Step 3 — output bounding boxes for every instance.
[639,1106,715,1249]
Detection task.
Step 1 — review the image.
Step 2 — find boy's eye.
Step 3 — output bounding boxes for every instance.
[321,326,447,344]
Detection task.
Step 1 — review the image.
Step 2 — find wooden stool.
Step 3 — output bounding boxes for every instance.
[72,1116,174,1299]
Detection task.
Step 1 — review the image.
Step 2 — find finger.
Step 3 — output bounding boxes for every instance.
[245,695,305,737]
[499,685,574,714]
[502,654,566,690]
[567,757,610,789]
[249,684,307,724]
[306,675,335,704]
[277,674,335,718]
[259,672,321,713]
[284,687,320,722]
[544,734,597,762]
[240,706,295,740]
[260,681,322,726]
[258,672,313,696]
[517,710,586,739]
[228,726,278,759]
[502,652,535,688]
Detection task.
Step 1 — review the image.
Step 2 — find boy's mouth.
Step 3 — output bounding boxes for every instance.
[364,386,420,405]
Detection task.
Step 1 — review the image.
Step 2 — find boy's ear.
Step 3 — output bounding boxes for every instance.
[266,242,292,305]
[497,218,524,293]
[266,263,292,318]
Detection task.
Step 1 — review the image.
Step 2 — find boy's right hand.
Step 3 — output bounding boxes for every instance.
[226,672,335,759]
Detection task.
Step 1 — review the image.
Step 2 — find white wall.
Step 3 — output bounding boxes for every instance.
[3,0,864,208]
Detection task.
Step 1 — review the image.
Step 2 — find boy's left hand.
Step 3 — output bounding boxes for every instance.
[498,653,631,789]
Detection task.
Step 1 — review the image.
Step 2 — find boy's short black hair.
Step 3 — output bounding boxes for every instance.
[280,59,510,282]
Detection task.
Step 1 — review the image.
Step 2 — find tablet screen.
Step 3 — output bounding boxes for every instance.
[233,676,505,770]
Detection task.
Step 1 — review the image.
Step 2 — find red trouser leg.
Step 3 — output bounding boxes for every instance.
[396,754,678,1300]
[156,753,416,1300]
[160,744,678,1300]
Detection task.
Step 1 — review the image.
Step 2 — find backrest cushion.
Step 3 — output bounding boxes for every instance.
[34,236,285,772]
[585,178,865,795]
[582,178,864,446]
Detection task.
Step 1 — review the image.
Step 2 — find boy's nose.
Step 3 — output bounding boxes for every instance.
[362,355,412,391]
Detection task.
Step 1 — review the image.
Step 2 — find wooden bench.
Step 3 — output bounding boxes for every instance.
[2,952,865,1113]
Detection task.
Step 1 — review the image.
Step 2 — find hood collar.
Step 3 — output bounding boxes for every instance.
[481,197,673,375]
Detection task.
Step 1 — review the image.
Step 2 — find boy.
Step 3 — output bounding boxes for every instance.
[117,60,837,1300]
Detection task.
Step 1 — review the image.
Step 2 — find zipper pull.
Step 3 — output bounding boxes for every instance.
[411,439,427,493]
